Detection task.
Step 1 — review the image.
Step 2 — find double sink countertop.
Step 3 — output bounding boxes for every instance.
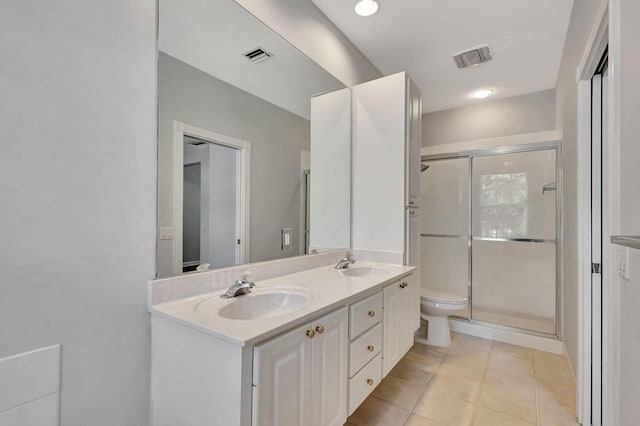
[149,262,414,347]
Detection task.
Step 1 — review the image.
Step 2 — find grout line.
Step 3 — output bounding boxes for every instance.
[468,339,493,425]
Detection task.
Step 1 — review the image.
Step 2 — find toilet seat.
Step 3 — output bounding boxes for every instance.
[420,289,467,305]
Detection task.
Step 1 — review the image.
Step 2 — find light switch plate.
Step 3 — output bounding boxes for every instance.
[282,228,292,251]
[160,226,174,240]
[619,246,630,280]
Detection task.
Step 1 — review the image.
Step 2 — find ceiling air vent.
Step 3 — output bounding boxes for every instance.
[452,45,492,69]
[243,47,273,63]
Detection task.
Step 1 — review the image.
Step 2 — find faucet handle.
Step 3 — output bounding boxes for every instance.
[238,270,255,287]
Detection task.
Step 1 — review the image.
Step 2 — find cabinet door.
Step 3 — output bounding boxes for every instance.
[253,323,312,426]
[382,282,402,376]
[405,78,422,208]
[400,275,420,354]
[311,307,348,426]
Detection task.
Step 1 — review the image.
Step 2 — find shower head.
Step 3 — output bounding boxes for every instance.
[421,163,430,173]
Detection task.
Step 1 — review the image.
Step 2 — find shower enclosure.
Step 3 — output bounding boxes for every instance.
[420,143,560,336]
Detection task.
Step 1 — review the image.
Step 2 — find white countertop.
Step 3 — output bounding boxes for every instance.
[149,262,415,347]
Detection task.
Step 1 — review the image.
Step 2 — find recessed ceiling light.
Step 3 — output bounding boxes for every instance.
[355,0,379,17]
[472,89,494,99]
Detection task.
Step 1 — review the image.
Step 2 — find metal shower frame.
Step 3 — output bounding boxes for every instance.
[421,140,563,339]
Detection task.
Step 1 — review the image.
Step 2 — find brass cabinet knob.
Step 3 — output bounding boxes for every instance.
[306,329,315,339]
[400,282,407,289]
[366,378,374,386]
[367,310,375,317]
[367,345,375,352]
[315,325,325,334]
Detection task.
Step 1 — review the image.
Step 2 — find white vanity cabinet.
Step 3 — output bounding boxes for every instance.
[149,266,416,426]
[252,307,348,426]
[347,292,383,415]
[383,277,417,376]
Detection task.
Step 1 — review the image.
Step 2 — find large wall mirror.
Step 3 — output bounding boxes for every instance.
[156,0,349,277]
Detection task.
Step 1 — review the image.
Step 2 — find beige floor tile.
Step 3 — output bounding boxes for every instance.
[372,375,424,411]
[451,333,494,351]
[389,358,435,386]
[534,350,571,368]
[489,352,534,376]
[405,413,443,426]
[421,373,482,403]
[413,393,475,426]
[534,362,575,385]
[538,401,579,426]
[444,350,490,364]
[348,395,410,426]
[448,342,491,357]
[492,341,534,360]
[537,378,576,409]
[485,365,536,398]
[411,342,449,356]
[403,346,445,373]
[472,406,536,426]
[436,358,486,382]
[478,383,537,424]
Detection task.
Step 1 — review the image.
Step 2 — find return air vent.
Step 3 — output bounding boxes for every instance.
[452,45,492,68]
[243,47,273,63]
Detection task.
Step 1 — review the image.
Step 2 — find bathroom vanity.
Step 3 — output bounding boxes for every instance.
[149,258,417,426]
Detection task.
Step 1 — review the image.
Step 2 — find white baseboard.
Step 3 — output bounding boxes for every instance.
[449,319,565,354]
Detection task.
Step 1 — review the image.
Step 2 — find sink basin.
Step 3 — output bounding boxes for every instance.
[213,290,311,320]
[340,267,389,278]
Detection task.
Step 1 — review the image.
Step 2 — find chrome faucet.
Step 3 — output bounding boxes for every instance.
[335,252,356,269]
[220,272,255,298]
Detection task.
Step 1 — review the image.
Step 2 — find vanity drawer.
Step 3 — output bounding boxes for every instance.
[349,292,382,338]
[349,323,382,377]
[348,353,382,416]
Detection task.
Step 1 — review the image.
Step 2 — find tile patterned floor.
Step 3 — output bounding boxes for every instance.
[346,333,578,426]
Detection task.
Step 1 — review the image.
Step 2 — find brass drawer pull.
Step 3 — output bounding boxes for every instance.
[367,345,375,352]
[306,329,315,339]
[366,378,374,386]
[367,310,375,317]
[400,282,407,289]
[315,325,325,334]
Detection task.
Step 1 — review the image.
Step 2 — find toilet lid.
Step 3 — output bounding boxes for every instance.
[421,289,467,304]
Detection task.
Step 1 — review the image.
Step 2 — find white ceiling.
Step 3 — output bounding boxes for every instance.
[159,0,344,119]
[311,0,574,113]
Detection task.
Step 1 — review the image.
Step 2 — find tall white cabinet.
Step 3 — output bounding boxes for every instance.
[352,71,422,365]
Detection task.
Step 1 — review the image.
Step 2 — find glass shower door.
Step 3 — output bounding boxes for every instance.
[420,158,470,317]
[471,149,557,334]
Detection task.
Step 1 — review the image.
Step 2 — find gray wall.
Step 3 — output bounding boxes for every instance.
[422,89,556,147]
[157,53,311,276]
[554,0,603,374]
[0,1,156,425]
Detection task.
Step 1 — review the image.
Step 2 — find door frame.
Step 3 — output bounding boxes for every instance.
[172,120,251,274]
[576,1,620,424]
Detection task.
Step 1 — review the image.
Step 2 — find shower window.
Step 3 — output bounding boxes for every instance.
[480,172,528,238]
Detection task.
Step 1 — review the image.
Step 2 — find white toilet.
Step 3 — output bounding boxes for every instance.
[420,288,468,347]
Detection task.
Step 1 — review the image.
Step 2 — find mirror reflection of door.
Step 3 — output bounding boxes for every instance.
[183,162,202,270]
[183,135,239,272]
